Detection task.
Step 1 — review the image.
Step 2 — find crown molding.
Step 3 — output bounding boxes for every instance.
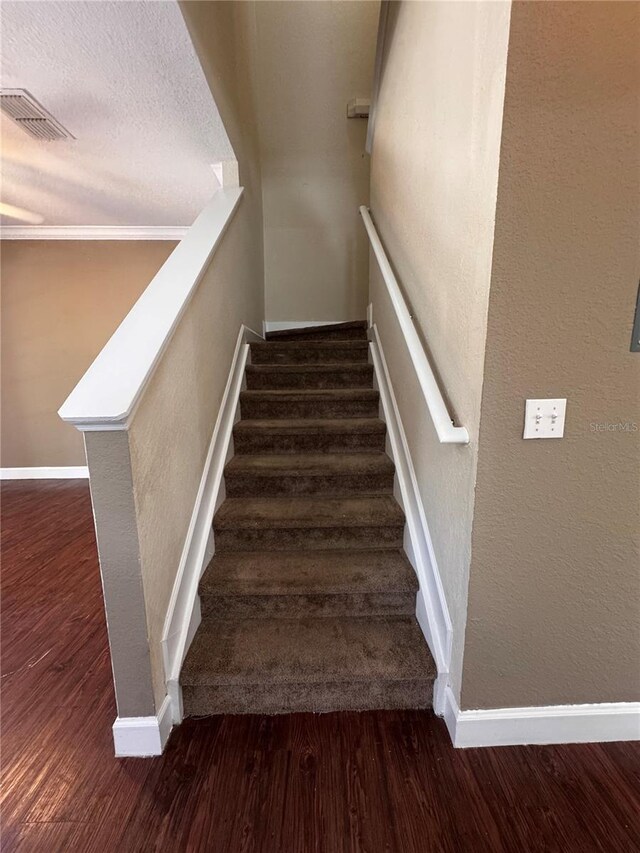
[0,225,189,241]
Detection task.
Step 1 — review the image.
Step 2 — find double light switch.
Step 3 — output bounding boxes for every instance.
[523,399,567,439]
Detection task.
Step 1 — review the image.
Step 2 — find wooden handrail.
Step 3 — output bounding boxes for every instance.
[360,206,469,445]
[59,189,243,431]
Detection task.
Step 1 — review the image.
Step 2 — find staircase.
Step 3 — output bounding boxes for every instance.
[181,321,436,715]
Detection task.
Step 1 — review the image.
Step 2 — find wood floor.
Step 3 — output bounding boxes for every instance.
[1,481,638,853]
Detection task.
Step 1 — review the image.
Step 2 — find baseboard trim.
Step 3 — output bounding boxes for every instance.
[0,466,89,480]
[263,320,349,334]
[161,324,263,723]
[369,324,453,685]
[112,695,173,757]
[443,687,640,747]
[1,226,188,241]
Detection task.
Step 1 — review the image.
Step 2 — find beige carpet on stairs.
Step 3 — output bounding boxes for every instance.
[180,321,436,715]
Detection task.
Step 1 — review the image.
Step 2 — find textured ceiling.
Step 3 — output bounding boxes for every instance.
[0,0,235,227]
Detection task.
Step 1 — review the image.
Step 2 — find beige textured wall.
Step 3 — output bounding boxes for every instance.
[254,0,379,322]
[83,429,155,718]
[181,0,264,297]
[0,241,176,468]
[462,1,640,709]
[105,1,265,708]
[129,199,263,708]
[369,0,511,696]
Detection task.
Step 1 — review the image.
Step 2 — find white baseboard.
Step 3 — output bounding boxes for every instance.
[432,670,450,717]
[1,226,188,241]
[369,324,453,690]
[444,687,640,747]
[263,320,348,334]
[161,324,262,724]
[112,695,173,757]
[0,466,89,480]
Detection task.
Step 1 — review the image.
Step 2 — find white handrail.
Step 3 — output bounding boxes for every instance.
[359,206,469,445]
[59,188,243,431]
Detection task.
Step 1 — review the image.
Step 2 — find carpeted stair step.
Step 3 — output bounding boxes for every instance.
[233,418,387,454]
[245,363,374,391]
[265,320,368,342]
[199,549,418,619]
[180,319,435,720]
[180,615,435,715]
[224,453,395,497]
[214,496,405,551]
[250,340,369,365]
[239,389,380,420]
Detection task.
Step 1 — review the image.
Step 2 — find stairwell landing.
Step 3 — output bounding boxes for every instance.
[180,321,436,715]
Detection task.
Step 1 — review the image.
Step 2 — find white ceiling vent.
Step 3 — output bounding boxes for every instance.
[0,89,74,141]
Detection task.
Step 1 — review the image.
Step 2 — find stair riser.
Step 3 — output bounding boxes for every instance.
[245,367,374,391]
[233,431,386,454]
[182,320,433,720]
[250,344,369,365]
[182,679,431,716]
[200,591,416,620]
[225,472,394,498]
[240,398,380,419]
[215,525,404,551]
[265,330,368,342]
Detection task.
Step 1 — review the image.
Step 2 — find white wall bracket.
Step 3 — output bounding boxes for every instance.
[347,98,370,119]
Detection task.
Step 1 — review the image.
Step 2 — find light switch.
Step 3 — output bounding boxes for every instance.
[523,398,567,439]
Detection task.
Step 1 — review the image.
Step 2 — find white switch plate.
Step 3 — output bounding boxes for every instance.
[523,398,567,439]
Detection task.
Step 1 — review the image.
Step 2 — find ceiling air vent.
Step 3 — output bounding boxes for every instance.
[0,89,74,141]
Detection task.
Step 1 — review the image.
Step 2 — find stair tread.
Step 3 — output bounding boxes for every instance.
[226,453,394,477]
[239,389,380,419]
[181,616,434,686]
[240,389,378,399]
[250,340,370,365]
[246,363,372,373]
[183,318,433,715]
[214,496,404,529]
[233,418,385,434]
[200,549,417,596]
[251,341,368,350]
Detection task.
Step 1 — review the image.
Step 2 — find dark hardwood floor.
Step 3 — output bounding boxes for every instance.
[1,481,638,852]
